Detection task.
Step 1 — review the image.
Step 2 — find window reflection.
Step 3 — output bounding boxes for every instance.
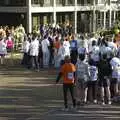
[56,0,74,6]
[77,0,94,5]
[0,0,26,6]
[31,0,53,6]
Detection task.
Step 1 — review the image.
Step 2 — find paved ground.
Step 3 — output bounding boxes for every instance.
[0,58,120,120]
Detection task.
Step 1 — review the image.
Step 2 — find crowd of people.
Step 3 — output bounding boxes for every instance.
[55,32,120,110]
[0,23,120,110]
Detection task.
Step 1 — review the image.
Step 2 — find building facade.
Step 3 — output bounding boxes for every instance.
[0,0,120,33]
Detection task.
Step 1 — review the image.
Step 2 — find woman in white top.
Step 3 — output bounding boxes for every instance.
[0,36,7,64]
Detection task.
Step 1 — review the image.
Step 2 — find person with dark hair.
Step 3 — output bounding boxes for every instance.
[98,54,112,105]
[41,35,50,68]
[88,59,98,103]
[29,34,39,71]
[56,55,76,111]
[89,40,100,66]
[70,35,78,65]
[110,56,120,98]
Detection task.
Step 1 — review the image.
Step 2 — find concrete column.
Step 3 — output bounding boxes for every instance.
[113,11,116,24]
[74,0,77,34]
[100,12,103,28]
[53,0,56,24]
[93,0,96,32]
[27,0,32,33]
[109,10,112,28]
[103,11,106,29]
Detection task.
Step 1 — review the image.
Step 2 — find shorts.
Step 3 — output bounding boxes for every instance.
[98,78,110,87]
[111,78,118,85]
[87,81,97,88]
[77,79,88,89]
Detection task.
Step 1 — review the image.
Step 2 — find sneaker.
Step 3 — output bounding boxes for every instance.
[93,99,97,104]
[101,102,105,105]
[107,101,112,105]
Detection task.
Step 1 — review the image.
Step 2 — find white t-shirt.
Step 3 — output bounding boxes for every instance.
[88,37,97,52]
[110,57,120,79]
[78,47,86,55]
[76,60,89,81]
[29,39,39,56]
[100,45,112,59]
[63,41,70,56]
[90,45,100,62]
[41,38,50,53]
[23,40,30,53]
[57,46,65,60]
[89,65,98,81]
[0,39,7,55]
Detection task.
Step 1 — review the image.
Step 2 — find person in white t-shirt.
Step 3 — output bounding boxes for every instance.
[89,40,100,65]
[63,38,70,56]
[88,36,97,52]
[99,39,113,60]
[88,60,98,103]
[29,34,39,70]
[110,56,120,97]
[76,54,90,105]
[41,35,50,68]
[57,41,66,66]
[0,35,7,65]
[22,35,30,67]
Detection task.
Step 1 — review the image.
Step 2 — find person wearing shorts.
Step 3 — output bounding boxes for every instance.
[110,56,120,98]
[0,35,7,65]
[98,54,112,105]
[88,59,98,103]
[76,54,90,105]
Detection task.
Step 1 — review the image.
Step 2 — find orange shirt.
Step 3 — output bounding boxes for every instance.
[61,63,76,84]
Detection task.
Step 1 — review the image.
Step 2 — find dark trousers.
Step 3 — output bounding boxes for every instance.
[29,56,39,70]
[21,53,29,66]
[63,84,76,108]
[70,50,78,65]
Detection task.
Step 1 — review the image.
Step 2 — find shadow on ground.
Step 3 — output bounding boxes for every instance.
[0,58,120,120]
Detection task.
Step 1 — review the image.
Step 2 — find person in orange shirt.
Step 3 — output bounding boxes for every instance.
[56,55,76,110]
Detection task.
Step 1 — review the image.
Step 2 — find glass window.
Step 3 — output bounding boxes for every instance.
[56,0,74,6]
[32,0,53,6]
[98,0,105,4]
[0,0,26,6]
[77,0,93,5]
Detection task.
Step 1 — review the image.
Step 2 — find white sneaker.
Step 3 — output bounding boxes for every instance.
[108,101,112,105]
[93,99,97,104]
[101,102,105,105]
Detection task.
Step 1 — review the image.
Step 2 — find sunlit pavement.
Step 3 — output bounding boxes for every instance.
[0,64,120,120]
